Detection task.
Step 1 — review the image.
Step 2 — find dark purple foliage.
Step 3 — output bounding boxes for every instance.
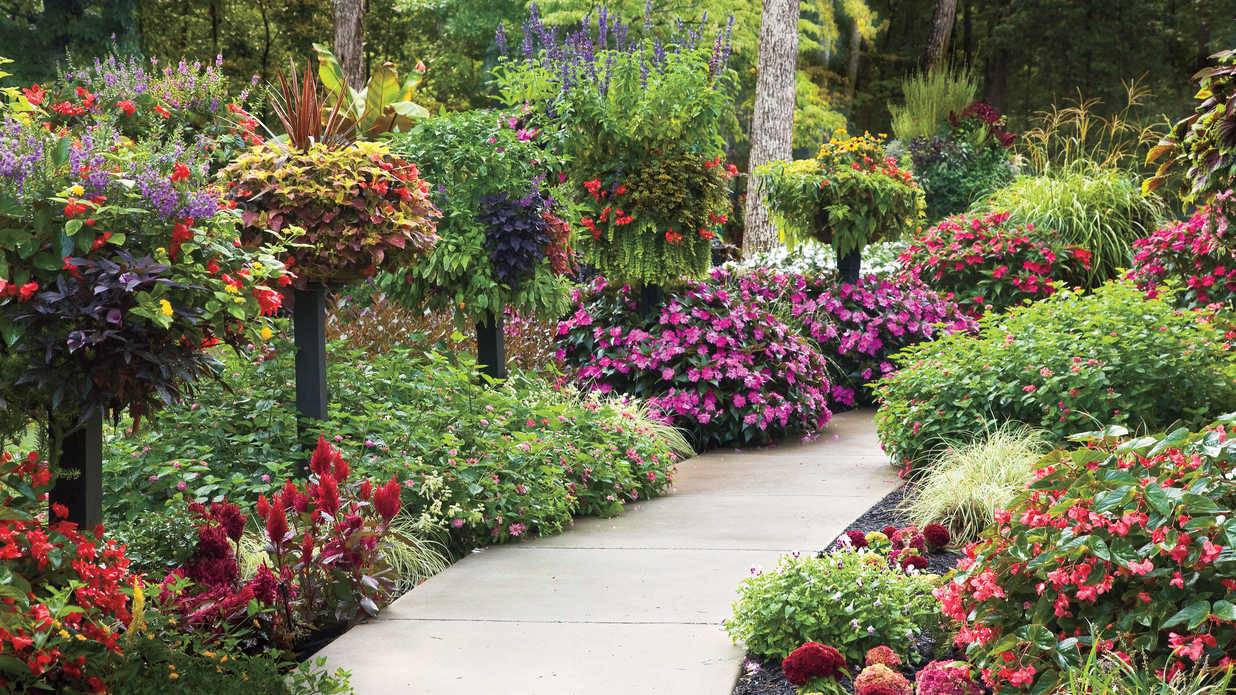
[477,192,551,288]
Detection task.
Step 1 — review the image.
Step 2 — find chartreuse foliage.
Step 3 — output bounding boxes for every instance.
[383,110,574,321]
[936,417,1236,692]
[873,282,1236,473]
[222,140,438,287]
[493,9,736,287]
[312,43,430,139]
[759,132,925,256]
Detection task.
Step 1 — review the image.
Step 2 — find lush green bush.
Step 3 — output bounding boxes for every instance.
[898,210,1095,316]
[873,282,1236,473]
[759,132,925,256]
[555,277,834,449]
[725,549,941,663]
[108,508,199,576]
[493,10,735,286]
[936,418,1236,692]
[900,425,1048,544]
[974,164,1165,282]
[383,109,574,321]
[104,340,690,547]
[910,135,1013,223]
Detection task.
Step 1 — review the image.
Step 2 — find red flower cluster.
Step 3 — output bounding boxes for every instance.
[949,101,1016,147]
[899,211,1093,316]
[914,660,981,695]
[0,450,133,693]
[865,645,903,669]
[781,641,846,685]
[936,422,1236,689]
[1128,190,1234,309]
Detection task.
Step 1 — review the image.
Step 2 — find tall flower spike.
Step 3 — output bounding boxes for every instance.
[309,434,334,476]
[374,477,402,522]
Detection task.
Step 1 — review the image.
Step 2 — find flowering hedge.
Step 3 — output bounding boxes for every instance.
[935,418,1236,691]
[556,277,833,448]
[1128,191,1234,309]
[873,282,1236,473]
[720,268,973,406]
[0,114,285,424]
[758,131,925,256]
[223,140,437,288]
[898,211,1094,316]
[0,450,133,693]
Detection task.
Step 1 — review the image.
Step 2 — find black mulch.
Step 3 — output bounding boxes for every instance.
[730,484,963,695]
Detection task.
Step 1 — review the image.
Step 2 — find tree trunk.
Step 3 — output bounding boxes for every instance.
[332,0,366,88]
[741,0,801,257]
[845,19,862,99]
[923,0,959,71]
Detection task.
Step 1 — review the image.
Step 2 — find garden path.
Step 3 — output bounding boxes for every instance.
[315,409,900,694]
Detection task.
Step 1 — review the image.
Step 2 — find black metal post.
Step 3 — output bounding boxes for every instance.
[294,285,329,454]
[476,313,507,381]
[638,283,664,318]
[836,248,862,284]
[50,411,103,527]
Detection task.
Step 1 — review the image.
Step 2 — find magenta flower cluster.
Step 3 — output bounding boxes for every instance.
[1127,190,1234,309]
[720,268,975,406]
[556,276,833,448]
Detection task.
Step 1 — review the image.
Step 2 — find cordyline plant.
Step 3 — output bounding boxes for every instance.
[898,210,1095,316]
[158,436,403,649]
[220,63,438,289]
[0,109,286,428]
[759,131,926,257]
[493,5,738,287]
[936,417,1236,692]
[0,449,134,693]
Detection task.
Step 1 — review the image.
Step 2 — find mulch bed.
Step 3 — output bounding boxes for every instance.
[731,484,962,695]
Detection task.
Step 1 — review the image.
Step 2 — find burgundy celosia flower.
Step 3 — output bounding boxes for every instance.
[209,501,246,543]
[915,660,982,695]
[845,530,869,548]
[313,473,341,517]
[865,645,902,669]
[781,642,846,686]
[923,523,951,551]
[264,497,289,543]
[854,663,912,695]
[374,477,402,522]
[248,563,279,604]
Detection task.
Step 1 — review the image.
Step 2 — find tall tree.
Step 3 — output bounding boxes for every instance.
[332,0,365,87]
[922,0,957,70]
[742,0,800,256]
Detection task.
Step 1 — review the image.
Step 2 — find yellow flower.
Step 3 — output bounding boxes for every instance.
[68,184,84,196]
[259,326,273,341]
[159,299,174,317]
[251,262,264,273]
[169,673,180,681]
[58,629,70,638]
[224,284,240,294]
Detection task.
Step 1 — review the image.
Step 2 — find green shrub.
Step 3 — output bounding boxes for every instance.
[974,164,1165,281]
[725,549,941,663]
[108,508,199,576]
[1058,644,1234,695]
[873,282,1236,473]
[936,418,1236,692]
[900,425,1047,544]
[911,135,1014,222]
[889,65,977,142]
[104,339,691,547]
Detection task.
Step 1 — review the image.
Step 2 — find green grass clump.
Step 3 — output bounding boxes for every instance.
[901,425,1048,544]
[889,65,977,142]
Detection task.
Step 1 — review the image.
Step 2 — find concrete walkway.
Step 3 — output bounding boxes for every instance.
[316,410,900,694]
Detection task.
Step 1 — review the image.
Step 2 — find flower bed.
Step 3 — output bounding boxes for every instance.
[1128,190,1235,309]
[936,418,1236,691]
[898,210,1094,316]
[555,277,834,449]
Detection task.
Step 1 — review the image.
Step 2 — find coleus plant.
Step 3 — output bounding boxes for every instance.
[1146,48,1236,204]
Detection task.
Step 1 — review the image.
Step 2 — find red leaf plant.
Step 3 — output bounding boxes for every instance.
[158,435,402,648]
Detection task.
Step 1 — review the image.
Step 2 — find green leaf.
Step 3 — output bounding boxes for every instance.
[1162,600,1209,629]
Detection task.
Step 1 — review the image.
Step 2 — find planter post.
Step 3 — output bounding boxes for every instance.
[475,313,507,381]
[293,284,329,456]
[50,411,103,528]
[638,283,664,318]
[836,247,862,284]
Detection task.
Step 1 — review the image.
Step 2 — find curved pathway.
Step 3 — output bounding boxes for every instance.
[316,409,900,694]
